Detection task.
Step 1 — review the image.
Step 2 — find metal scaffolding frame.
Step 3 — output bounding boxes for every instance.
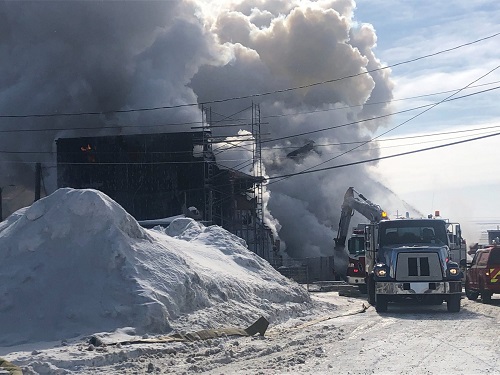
[200,103,272,260]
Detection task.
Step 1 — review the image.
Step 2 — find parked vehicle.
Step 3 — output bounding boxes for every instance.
[465,245,500,303]
[365,218,462,312]
[333,187,462,312]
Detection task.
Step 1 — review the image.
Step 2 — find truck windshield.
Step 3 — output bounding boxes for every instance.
[379,220,448,246]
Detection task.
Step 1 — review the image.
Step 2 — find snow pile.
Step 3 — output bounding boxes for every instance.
[0,188,310,347]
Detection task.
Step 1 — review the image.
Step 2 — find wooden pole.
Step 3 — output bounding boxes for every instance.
[35,162,41,201]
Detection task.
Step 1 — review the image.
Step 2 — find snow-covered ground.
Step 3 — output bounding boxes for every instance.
[1,188,499,374]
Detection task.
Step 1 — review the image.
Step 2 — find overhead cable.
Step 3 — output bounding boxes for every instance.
[266,131,500,181]
[268,64,500,184]
[0,32,498,119]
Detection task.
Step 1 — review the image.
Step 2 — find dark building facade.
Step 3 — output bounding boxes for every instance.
[57,131,281,263]
[56,132,209,221]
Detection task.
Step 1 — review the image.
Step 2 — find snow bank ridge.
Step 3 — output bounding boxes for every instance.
[0,188,310,348]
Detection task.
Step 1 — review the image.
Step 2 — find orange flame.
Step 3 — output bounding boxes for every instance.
[81,144,92,152]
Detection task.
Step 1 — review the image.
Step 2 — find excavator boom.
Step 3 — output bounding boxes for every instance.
[333,187,386,279]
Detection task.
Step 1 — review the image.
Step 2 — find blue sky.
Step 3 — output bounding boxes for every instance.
[353,0,500,243]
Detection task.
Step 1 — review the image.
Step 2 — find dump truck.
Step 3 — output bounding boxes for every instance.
[365,218,463,312]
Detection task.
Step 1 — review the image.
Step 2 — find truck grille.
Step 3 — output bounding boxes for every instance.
[395,252,442,281]
[408,257,430,276]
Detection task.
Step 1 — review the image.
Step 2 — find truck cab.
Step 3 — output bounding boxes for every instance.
[465,245,500,303]
[365,219,462,313]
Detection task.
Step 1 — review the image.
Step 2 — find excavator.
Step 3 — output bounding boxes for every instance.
[333,187,387,285]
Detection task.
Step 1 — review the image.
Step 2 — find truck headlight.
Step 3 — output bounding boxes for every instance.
[375,268,387,277]
[374,263,389,280]
[446,261,461,279]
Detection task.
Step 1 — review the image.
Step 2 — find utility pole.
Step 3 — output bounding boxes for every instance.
[35,162,41,201]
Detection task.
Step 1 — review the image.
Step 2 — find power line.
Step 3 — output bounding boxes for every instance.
[3,127,498,167]
[1,32,498,119]
[258,123,500,151]
[266,131,500,181]
[215,129,500,164]
[1,118,499,161]
[261,80,500,120]
[0,83,496,135]
[376,123,500,142]
[262,85,499,144]
[268,64,500,184]
[213,83,498,157]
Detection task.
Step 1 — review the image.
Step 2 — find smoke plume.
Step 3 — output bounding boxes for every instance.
[0,0,407,260]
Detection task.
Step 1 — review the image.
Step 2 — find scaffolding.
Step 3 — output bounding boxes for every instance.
[200,103,273,261]
[201,105,215,225]
[250,103,266,258]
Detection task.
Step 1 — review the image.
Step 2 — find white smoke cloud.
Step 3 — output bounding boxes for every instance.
[0,0,398,260]
[191,0,395,257]
[213,130,255,174]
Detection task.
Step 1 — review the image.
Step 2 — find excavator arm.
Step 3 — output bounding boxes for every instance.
[333,187,386,279]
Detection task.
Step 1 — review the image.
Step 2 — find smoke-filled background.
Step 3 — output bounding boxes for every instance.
[0,0,422,258]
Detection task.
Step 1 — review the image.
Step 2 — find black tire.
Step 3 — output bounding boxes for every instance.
[367,276,375,306]
[375,294,388,313]
[447,294,461,312]
[482,291,492,304]
[465,287,479,301]
[358,284,368,294]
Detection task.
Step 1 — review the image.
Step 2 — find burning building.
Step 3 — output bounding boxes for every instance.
[57,132,208,220]
[56,132,277,260]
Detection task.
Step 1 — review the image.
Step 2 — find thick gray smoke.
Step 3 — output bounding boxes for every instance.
[0,0,410,260]
[0,0,220,191]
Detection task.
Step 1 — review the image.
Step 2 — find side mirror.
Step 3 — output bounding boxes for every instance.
[459,259,467,268]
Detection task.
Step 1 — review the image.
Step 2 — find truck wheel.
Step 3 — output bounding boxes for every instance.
[465,286,479,301]
[358,284,367,294]
[367,276,375,306]
[447,294,461,312]
[482,291,492,304]
[375,294,388,313]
